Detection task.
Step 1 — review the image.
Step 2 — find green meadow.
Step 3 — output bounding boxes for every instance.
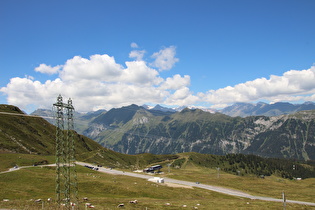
[1,154,314,209]
[163,159,315,203]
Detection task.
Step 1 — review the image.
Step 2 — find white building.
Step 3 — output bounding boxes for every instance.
[148,177,164,183]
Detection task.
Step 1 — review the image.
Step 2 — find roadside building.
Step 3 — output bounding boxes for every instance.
[143,165,162,173]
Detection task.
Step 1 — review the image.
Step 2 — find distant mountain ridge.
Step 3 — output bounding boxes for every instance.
[31,108,107,135]
[143,104,216,113]
[30,101,315,123]
[83,104,315,160]
[219,101,315,117]
[142,102,315,117]
[28,102,315,160]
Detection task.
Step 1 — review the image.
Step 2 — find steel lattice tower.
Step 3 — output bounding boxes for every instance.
[53,94,78,208]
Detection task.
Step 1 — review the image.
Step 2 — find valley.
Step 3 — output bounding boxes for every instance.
[79,104,315,160]
[1,154,315,209]
[1,104,315,209]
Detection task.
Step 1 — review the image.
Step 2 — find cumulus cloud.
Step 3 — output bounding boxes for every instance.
[204,66,315,106]
[164,87,199,106]
[122,61,162,85]
[0,77,64,110]
[55,54,170,110]
[0,47,188,112]
[129,50,146,61]
[60,54,123,82]
[151,46,179,71]
[35,64,62,75]
[1,43,314,112]
[160,74,190,90]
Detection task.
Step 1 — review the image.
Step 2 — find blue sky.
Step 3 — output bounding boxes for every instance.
[1,0,315,113]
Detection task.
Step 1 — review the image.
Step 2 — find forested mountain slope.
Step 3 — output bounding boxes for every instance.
[84,105,315,160]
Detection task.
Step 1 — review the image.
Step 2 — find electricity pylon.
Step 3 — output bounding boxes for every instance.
[53,94,78,208]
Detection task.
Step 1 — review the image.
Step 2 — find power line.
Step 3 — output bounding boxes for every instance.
[53,95,78,209]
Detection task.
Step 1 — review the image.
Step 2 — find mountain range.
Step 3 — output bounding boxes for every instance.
[29,102,315,160]
[144,101,315,117]
[2,104,315,209]
[2,103,315,176]
[220,101,315,117]
[81,104,315,160]
[0,104,179,169]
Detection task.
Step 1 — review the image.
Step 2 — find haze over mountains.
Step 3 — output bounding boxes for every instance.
[31,101,315,119]
[220,101,315,117]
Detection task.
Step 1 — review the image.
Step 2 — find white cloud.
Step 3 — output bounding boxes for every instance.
[129,50,146,61]
[305,94,315,102]
[203,65,315,104]
[164,87,199,106]
[60,54,123,82]
[131,42,139,48]
[160,74,190,90]
[172,87,191,100]
[151,46,179,71]
[0,50,190,112]
[1,45,315,113]
[122,61,163,85]
[35,64,62,75]
[0,77,64,110]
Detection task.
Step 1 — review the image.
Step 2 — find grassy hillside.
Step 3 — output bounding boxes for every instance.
[0,164,311,209]
[165,156,315,204]
[1,104,315,209]
[186,152,315,179]
[0,104,103,155]
[0,104,179,171]
[1,104,314,178]
[78,149,178,170]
